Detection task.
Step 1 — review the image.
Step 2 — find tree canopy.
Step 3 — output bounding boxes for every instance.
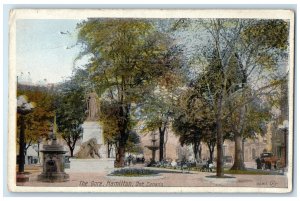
[17,85,55,152]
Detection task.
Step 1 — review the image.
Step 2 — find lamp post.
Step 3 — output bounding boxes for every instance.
[278,120,288,170]
[37,137,42,164]
[17,95,34,182]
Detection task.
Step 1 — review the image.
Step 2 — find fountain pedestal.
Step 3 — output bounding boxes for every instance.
[38,139,69,182]
[145,133,159,165]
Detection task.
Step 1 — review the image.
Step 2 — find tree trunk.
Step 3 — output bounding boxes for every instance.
[115,140,126,167]
[208,143,215,163]
[231,133,246,170]
[114,105,130,168]
[107,142,111,158]
[216,95,224,177]
[193,144,198,161]
[70,148,74,157]
[18,115,25,173]
[193,142,200,161]
[24,147,28,157]
[199,143,202,160]
[159,127,165,162]
[163,139,167,160]
[66,141,74,157]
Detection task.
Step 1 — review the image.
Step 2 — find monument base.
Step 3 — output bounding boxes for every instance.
[81,121,107,158]
[68,158,115,172]
[82,121,103,144]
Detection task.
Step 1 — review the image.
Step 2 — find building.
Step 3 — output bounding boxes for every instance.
[140,122,274,168]
[271,81,289,168]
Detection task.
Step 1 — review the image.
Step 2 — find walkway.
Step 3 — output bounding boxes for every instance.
[17,165,288,188]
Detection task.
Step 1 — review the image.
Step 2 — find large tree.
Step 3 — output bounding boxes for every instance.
[226,19,289,170]
[184,19,289,175]
[228,93,271,170]
[17,84,55,155]
[55,78,86,157]
[77,19,180,167]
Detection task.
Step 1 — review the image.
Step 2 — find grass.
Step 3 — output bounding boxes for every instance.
[109,168,158,177]
[187,167,281,175]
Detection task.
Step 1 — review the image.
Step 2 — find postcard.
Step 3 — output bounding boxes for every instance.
[8,9,294,193]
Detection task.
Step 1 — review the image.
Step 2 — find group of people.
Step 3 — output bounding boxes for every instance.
[125,154,145,166]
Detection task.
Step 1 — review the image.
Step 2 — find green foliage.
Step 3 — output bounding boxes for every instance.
[17,85,55,148]
[100,100,141,154]
[55,78,86,156]
[140,87,174,133]
[243,99,271,137]
[77,19,182,166]
[99,100,121,144]
[126,131,142,153]
[242,20,289,50]
[78,19,180,102]
[42,18,289,166]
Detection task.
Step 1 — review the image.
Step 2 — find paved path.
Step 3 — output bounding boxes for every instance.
[17,167,288,188]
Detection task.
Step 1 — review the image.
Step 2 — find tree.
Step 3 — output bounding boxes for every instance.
[173,114,202,161]
[126,131,142,154]
[141,96,172,161]
[171,19,243,176]
[201,122,217,163]
[55,78,86,157]
[140,80,182,162]
[77,19,179,167]
[185,19,289,175]
[202,19,245,177]
[99,99,121,158]
[228,93,271,170]
[226,19,289,170]
[172,87,208,161]
[100,100,143,157]
[172,73,232,163]
[17,84,55,155]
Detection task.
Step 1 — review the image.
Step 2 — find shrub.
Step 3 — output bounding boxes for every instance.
[109,168,158,177]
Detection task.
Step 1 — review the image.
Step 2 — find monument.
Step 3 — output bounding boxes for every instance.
[69,92,114,172]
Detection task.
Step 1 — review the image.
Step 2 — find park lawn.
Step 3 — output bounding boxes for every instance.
[109,168,159,177]
[188,167,280,175]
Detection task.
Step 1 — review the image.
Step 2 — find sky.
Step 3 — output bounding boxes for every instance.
[16,19,289,85]
[15,19,210,85]
[16,19,83,84]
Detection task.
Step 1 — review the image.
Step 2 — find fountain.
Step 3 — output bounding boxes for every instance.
[145,133,159,165]
[37,137,69,182]
[38,118,69,182]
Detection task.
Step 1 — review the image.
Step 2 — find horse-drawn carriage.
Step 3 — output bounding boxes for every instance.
[257,152,279,170]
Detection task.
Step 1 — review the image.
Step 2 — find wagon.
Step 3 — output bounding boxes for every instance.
[260,152,279,170]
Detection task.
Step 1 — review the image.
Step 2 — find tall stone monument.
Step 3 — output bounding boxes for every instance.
[69,92,114,172]
[80,92,106,158]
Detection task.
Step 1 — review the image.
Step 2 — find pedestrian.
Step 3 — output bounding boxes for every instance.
[256,157,262,169]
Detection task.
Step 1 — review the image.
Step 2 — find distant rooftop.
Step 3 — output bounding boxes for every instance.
[17,72,56,87]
